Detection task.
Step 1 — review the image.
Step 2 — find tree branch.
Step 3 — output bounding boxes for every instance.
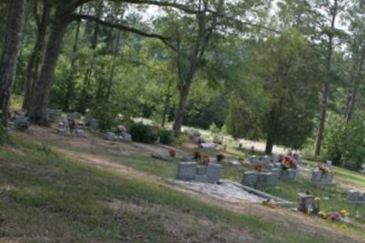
[72,14,177,51]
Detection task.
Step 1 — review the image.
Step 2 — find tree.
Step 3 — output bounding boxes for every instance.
[343,1,365,123]
[0,0,25,124]
[23,0,51,112]
[314,0,345,157]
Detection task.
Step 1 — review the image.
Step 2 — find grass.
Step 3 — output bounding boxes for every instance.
[0,135,357,242]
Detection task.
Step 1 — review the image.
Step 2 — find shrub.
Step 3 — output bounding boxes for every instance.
[323,113,365,171]
[176,133,190,145]
[159,129,175,145]
[129,122,159,143]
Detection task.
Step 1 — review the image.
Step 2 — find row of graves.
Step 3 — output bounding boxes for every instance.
[175,151,364,223]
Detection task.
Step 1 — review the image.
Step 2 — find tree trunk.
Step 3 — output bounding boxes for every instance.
[23,0,50,112]
[315,81,330,156]
[0,0,25,124]
[161,79,172,128]
[314,1,338,157]
[173,83,190,135]
[28,12,69,124]
[63,17,81,111]
[265,136,274,154]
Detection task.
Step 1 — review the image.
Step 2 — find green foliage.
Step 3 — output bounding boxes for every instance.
[90,104,118,131]
[323,113,365,170]
[129,122,159,144]
[159,129,175,145]
[175,133,190,145]
[225,93,264,140]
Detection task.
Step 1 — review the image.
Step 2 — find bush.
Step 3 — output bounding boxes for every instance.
[159,129,175,145]
[129,122,159,143]
[176,133,190,145]
[323,113,365,171]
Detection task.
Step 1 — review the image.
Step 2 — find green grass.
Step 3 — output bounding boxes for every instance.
[0,136,355,242]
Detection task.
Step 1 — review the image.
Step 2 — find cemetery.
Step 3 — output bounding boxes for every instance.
[1,0,365,240]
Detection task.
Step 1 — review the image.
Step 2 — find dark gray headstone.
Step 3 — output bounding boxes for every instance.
[196,166,207,175]
[242,171,258,187]
[249,155,257,164]
[14,116,30,130]
[311,170,332,185]
[75,129,85,137]
[281,169,297,181]
[104,132,117,141]
[206,163,221,183]
[177,162,197,181]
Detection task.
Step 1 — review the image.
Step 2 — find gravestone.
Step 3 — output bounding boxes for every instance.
[58,127,68,136]
[256,172,271,188]
[14,116,30,130]
[122,132,132,142]
[196,166,207,175]
[75,129,85,137]
[90,118,99,131]
[206,163,222,183]
[242,171,258,187]
[272,154,279,163]
[311,170,333,185]
[271,168,281,177]
[273,162,282,168]
[249,155,257,164]
[281,169,297,181]
[105,132,117,141]
[265,172,279,187]
[261,155,270,164]
[177,162,197,181]
[298,193,319,215]
[47,109,61,122]
[347,190,360,201]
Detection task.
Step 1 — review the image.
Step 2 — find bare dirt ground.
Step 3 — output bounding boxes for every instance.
[13,126,365,242]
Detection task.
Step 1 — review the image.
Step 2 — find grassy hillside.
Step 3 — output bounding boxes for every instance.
[1,135,361,242]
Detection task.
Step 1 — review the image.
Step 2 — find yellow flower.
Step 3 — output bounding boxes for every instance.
[340,209,350,217]
[340,224,348,231]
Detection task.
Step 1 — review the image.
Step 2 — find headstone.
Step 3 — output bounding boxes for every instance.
[47,109,62,122]
[206,163,221,183]
[256,172,271,188]
[311,170,333,185]
[273,162,282,168]
[261,155,270,164]
[360,192,365,202]
[104,132,117,141]
[75,129,85,137]
[90,118,99,131]
[347,190,360,201]
[196,166,207,175]
[249,155,257,164]
[281,169,297,181]
[242,171,258,187]
[272,154,279,163]
[271,168,281,177]
[265,172,279,187]
[58,127,68,136]
[14,116,30,130]
[297,193,319,215]
[122,132,132,142]
[177,162,197,181]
